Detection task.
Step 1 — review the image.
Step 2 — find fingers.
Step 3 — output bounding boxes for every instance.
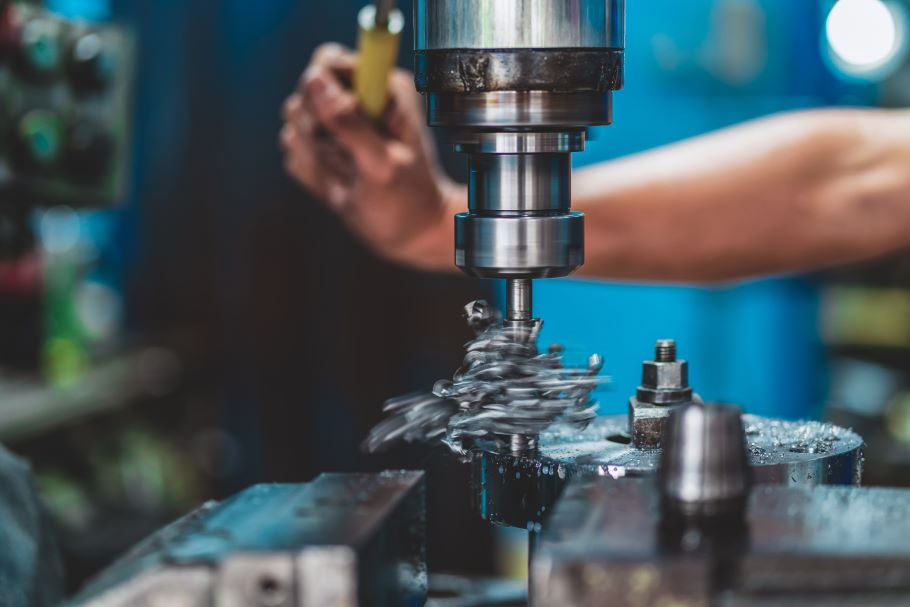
[280,123,354,209]
[303,66,397,183]
[315,137,356,184]
[283,93,313,142]
[308,43,356,85]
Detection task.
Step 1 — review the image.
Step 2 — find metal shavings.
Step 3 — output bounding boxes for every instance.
[363,300,607,455]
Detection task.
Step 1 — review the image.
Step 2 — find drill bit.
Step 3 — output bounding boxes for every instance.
[506,278,532,323]
[363,299,607,456]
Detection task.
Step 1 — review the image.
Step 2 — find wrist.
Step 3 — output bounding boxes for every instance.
[388,180,465,273]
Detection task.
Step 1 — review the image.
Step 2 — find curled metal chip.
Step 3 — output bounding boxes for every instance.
[363,300,608,454]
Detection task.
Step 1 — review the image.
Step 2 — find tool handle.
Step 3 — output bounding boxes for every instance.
[355,4,403,121]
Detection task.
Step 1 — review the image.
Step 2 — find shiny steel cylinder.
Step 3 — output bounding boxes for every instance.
[455,213,584,279]
[660,403,752,514]
[506,279,533,321]
[415,0,625,280]
[415,0,625,49]
[469,154,570,213]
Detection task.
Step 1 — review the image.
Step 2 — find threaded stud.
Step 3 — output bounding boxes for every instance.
[656,339,677,363]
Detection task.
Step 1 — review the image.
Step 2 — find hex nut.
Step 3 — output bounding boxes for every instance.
[637,360,693,405]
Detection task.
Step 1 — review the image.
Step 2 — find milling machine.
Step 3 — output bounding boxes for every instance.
[415,0,625,330]
[64,2,910,606]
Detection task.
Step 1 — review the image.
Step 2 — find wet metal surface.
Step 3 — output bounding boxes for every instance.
[533,478,910,606]
[471,414,863,528]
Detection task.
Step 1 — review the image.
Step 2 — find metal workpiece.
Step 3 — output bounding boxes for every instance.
[415,0,625,50]
[532,479,712,607]
[455,212,584,279]
[533,479,910,607]
[470,414,863,529]
[659,403,751,514]
[68,471,426,607]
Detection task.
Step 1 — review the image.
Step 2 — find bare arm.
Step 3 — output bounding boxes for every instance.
[575,108,910,283]
[282,48,910,284]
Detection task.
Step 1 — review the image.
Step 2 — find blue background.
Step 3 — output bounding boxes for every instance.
[526,0,876,420]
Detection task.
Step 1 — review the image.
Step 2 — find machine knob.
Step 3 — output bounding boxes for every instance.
[12,109,61,171]
[659,402,751,515]
[16,17,62,80]
[69,33,114,92]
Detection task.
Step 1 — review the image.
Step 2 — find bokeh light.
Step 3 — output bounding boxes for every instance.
[826,0,907,77]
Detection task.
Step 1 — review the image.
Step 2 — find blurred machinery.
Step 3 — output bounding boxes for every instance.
[69,344,910,607]
[0,0,205,594]
[0,0,133,210]
[54,0,910,605]
[0,0,133,374]
[68,472,428,607]
[820,0,910,488]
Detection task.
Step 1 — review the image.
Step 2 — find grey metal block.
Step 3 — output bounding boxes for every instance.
[67,471,426,607]
[533,478,910,607]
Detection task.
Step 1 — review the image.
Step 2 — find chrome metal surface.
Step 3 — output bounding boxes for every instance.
[455,213,584,279]
[68,472,426,607]
[427,91,612,129]
[470,414,864,528]
[469,154,570,213]
[533,479,910,606]
[660,403,751,512]
[415,0,625,49]
[358,4,405,35]
[455,131,585,155]
[416,0,623,289]
[506,279,532,322]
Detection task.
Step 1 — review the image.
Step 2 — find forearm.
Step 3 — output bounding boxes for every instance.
[576,108,910,283]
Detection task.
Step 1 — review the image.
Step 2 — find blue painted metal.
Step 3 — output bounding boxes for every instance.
[525,0,855,419]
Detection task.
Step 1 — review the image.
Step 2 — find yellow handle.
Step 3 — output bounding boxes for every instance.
[355,5,403,120]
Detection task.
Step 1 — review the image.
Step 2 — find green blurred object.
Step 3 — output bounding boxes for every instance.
[42,248,89,387]
[822,286,910,347]
[887,393,910,446]
[19,109,62,166]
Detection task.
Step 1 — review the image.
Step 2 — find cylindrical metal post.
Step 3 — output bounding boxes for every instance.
[506,279,532,322]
